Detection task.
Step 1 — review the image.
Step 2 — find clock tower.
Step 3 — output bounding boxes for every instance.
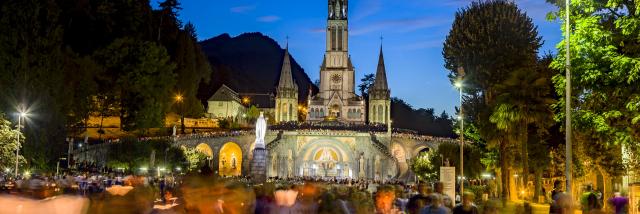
[307,0,365,123]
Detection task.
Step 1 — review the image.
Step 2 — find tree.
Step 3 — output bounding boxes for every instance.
[0,113,25,170]
[390,98,455,137]
[411,150,438,181]
[358,74,375,97]
[443,0,542,200]
[547,0,638,178]
[489,65,555,197]
[169,22,212,118]
[107,139,186,172]
[359,73,375,123]
[183,147,208,171]
[0,0,73,170]
[411,143,485,181]
[93,38,176,132]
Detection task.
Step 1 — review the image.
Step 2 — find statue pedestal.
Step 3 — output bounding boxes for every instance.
[251,148,268,183]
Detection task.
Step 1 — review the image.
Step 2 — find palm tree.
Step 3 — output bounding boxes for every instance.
[490,67,555,200]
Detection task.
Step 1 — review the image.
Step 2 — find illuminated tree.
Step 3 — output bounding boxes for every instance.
[0,113,25,170]
[548,0,638,177]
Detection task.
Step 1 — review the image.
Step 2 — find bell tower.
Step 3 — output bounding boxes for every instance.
[307,0,364,124]
[320,0,355,101]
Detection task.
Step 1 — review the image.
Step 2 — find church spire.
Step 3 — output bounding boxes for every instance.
[278,45,297,90]
[372,44,388,91]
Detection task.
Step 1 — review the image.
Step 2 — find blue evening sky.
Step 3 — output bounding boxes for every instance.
[171,0,561,115]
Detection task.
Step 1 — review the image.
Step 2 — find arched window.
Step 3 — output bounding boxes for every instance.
[289,103,293,121]
[338,26,343,50]
[377,105,383,123]
[384,105,388,124]
[331,27,337,50]
[372,106,377,122]
[320,109,325,117]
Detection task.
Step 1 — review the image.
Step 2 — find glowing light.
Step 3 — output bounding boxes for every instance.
[454,81,463,88]
[139,167,148,172]
[174,94,183,102]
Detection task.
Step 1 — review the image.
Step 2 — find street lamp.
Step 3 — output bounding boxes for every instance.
[564,0,573,197]
[175,94,185,134]
[455,67,465,196]
[15,109,29,177]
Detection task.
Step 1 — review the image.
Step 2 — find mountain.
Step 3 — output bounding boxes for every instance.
[197,32,318,105]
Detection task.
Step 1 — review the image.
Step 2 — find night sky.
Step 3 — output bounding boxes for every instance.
[169,0,561,114]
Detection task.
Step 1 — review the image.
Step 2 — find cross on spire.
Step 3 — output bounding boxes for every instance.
[286,36,289,49]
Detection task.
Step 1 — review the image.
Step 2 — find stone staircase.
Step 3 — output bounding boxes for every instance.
[396,161,411,180]
[266,131,283,150]
[369,133,394,159]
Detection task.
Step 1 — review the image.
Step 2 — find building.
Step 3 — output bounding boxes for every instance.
[206,84,246,119]
[368,47,391,125]
[265,0,400,181]
[274,45,299,123]
[306,0,390,125]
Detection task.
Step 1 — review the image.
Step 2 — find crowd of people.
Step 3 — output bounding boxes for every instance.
[173,130,252,140]
[271,121,389,132]
[1,168,634,214]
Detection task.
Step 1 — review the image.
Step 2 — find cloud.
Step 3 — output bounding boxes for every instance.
[351,0,382,20]
[257,15,281,23]
[230,5,256,13]
[308,27,325,33]
[435,0,555,22]
[351,16,450,36]
[400,40,443,51]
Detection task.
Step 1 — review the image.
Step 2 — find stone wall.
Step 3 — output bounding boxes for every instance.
[73,131,441,181]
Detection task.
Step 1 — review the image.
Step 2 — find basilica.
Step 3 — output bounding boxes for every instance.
[274,0,391,125]
[264,0,401,181]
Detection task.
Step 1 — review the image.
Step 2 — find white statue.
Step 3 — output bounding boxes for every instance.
[254,112,267,149]
[172,125,177,136]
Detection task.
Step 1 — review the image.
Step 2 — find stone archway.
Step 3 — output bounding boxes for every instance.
[194,143,214,168]
[412,145,432,158]
[392,143,408,163]
[219,142,242,177]
[391,143,409,179]
[195,143,213,157]
[298,139,353,178]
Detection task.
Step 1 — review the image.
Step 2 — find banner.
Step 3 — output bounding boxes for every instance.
[440,167,456,201]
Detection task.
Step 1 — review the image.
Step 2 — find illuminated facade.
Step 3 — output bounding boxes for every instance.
[274,46,299,123]
[306,0,390,125]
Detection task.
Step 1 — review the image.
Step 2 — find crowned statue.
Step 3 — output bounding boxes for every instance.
[255,112,267,149]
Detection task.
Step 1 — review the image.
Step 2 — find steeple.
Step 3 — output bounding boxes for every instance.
[277,46,297,90]
[372,45,388,91]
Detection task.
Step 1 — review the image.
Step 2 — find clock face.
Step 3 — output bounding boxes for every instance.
[331,73,342,83]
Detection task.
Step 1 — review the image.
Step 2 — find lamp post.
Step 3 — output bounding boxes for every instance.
[455,67,465,196]
[564,0,573,197]
[15,111,27,177]
[175,94,185,134]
